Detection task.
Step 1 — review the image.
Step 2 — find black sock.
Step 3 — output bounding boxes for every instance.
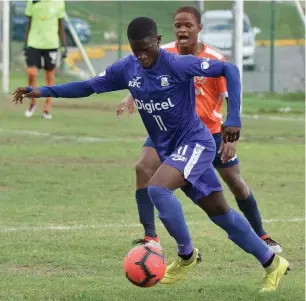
[262,253,275,268]
[179,251,194,261]
[236,191,267,237]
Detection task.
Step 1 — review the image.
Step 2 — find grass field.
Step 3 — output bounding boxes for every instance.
[0,73,305,301]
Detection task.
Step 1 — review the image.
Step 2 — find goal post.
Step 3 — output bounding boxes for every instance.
[64,12,96,77]
[294,0,306,27]
[1,0,10,95]
[232,0,244,114]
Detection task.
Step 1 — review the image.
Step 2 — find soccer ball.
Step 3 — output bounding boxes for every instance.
[123,244,167,287]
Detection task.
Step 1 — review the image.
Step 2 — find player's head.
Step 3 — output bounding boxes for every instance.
[173,6,203,48]
[127,17,162,69]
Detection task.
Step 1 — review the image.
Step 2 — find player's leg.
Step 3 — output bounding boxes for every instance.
[24,47,41,117]
[153,142,219,284]
[134,137,161,243]
[149,162,202,284]
[191,168,289,292]
[42,49,58,119]
[148,163,198,262]
[217,164,282,253]
[213,133,282,252]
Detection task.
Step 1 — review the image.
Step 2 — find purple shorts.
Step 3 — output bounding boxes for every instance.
[163,141,223,204]
[144,134,239,168]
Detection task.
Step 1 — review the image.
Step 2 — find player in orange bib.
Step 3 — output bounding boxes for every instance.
[118,6,281,253]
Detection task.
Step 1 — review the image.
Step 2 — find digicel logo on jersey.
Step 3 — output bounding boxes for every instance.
[135,98,174,114]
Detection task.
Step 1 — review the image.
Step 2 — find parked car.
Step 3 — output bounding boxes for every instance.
[11,1,92,46]
[199,10,261,70]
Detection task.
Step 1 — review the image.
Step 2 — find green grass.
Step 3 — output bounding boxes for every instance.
[242,93,305,115]
[64,1,305,44]
[0,73,304,300]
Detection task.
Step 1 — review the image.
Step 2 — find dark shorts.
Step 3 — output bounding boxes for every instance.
[212,133,239,168]
[25,47,58,71]
[143,133,239,169]
[143,137,223,204]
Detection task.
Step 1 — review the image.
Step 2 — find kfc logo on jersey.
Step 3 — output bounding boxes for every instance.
[128,76,142,88]
[134,98,174,114]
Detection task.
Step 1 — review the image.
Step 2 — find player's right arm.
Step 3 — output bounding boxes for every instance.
[12,60,128,102]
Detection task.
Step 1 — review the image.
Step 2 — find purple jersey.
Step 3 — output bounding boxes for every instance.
[89,49,241,160]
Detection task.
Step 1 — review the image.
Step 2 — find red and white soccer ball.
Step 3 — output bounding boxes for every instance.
[123,245,166,287]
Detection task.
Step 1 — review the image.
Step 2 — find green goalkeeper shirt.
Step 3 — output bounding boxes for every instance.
[25,0,65,49]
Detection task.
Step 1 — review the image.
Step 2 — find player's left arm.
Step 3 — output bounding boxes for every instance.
[12,60,128,102]
[172,55,241,143]
[58,1,67,58]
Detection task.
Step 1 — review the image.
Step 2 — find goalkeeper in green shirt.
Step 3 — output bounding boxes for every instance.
[24,0,67,119]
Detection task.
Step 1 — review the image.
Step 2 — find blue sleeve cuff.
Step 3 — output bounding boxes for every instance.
[26,86,33,93]
[223,117,242,128]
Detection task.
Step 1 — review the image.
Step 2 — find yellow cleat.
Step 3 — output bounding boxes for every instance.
[260,255,290,292]
[160,248,202,284]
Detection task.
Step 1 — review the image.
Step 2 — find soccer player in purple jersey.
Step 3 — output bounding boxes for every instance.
[119,6,282,254]
[12,17,290,291]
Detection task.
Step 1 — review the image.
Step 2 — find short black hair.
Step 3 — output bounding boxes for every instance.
[173,6,201,24]
[127,17,158,40]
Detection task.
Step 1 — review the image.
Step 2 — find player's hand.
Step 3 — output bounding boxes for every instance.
[218,141,236,164]
[12,87,41,104]
[221,126,240,143]
[117,96,134,119]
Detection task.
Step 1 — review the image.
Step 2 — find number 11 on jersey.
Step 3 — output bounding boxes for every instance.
[153,115,167,131]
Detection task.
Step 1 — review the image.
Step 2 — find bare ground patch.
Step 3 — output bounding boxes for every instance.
[10,156,137,167]
[53,102,118,112]
[0,136,30,145]
[6,264,78,276]
[0,185,9,191]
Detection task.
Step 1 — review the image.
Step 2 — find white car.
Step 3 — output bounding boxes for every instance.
[199,10,261,70]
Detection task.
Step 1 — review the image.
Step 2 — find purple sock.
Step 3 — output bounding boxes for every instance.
[135,188,156,238]
[148,185,193,255]
[210,209,274,265]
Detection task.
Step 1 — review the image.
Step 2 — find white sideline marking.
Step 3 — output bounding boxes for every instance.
[0,127,301,144]
[0,217,304,233]
[242,114,304,122]
[0,128,142,143]
[0,114,303,143]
